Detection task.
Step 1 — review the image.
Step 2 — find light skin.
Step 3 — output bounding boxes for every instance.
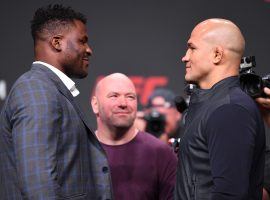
[257,88,270,199]
[184,19,269,199]
[256,87,270,127]
[182,18,245,89]
[263,188,270,200]
[35,19,92,78]
[91,73,138,145]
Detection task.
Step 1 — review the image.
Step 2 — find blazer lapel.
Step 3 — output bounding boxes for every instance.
[31,64,94,133]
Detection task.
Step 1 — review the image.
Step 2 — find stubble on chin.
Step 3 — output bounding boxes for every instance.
[109,114,135,128]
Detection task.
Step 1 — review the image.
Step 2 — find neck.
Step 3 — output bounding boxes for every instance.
[96,124,138,145]
[34,45,63,73]
[200,65,238,89]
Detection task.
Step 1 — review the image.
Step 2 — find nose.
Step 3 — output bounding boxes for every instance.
[182,49,190,63]
[118,96,127,108]
[86,43,93,56]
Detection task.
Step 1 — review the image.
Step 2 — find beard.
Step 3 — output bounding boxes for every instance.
[64,60,88,79]
[99,107,136,129]
[107,113,136,129]
[97,101,137,130]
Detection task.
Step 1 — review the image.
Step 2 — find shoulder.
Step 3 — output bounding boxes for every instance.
[136,132,177,157]
[137,131,167,147]
[14,67,56,90]
[205,100,264,141]
[228,86,260,116]
[10,67,60,99]
[5,69,61,111]
[207,86,261,123]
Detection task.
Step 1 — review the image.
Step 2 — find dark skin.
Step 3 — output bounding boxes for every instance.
[35,19,92,78]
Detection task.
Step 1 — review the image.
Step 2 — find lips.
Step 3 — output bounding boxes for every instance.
[114,112,130,114]
[82,57,89,67]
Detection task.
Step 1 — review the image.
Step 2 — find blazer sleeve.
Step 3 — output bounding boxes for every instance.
[9,79,61,199]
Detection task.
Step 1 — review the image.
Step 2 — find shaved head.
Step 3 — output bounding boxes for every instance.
[182,18,246,89]
[92,73,137,132]
[193,18,245,58]
[94,73,136,98]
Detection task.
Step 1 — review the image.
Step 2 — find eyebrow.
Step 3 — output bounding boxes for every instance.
[107,92,136,96]
[126,92,136,95]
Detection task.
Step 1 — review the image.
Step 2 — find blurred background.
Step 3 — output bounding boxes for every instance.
[1,0,270,128]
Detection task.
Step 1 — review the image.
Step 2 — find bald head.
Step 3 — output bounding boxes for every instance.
[94,73,136,97]
[91,73,137,133]
[182,18,245,89]
[193,18,245,58]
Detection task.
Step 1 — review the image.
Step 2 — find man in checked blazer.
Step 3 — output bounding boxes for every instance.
[0,4,113,200]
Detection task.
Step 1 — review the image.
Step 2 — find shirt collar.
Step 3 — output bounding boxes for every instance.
[33,61,80,97]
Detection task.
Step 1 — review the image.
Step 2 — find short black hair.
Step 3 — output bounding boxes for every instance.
[31,4,87,41]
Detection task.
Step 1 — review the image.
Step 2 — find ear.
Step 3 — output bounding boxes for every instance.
[175,111,181,121]
[51,35,63,51]
[91,96,99,115]
[213,46,223,64]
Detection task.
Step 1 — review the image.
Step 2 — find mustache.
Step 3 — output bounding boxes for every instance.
[112,108,133,114]
[82,56,89,60]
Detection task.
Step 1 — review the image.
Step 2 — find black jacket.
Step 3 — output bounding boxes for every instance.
[174,76,265,200]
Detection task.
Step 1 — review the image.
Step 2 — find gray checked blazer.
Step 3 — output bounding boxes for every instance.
[0,64,113,200]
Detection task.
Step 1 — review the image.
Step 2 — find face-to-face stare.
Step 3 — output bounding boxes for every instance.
[93,76,137,129]
[61,20,92,78]
[182,25,214,87]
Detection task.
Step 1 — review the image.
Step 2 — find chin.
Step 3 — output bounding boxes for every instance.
[71,72,88,79]
[185,76,196,84]
[113,120,135,128]
[79,73,88,79]
[114,122,132,128]
[185,74,190,81]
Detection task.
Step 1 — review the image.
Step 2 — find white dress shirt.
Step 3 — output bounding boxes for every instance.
[33,61,80,97]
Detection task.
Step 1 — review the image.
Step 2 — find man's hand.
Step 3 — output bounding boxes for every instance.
[256,87,270,127]
[263,188,270,200]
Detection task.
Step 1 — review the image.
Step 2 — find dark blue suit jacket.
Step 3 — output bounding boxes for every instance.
[0,64,113,199]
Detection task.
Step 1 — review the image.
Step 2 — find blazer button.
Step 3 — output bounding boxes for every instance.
[102,166,109,173]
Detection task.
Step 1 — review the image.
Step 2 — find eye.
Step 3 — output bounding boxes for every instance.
[189,46,195,50]
[79,37,88,45]
[79,39,86,44]
[126,95,136,100]
[108,94,118,99]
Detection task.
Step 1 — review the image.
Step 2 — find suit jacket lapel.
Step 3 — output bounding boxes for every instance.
[31,64,94,134]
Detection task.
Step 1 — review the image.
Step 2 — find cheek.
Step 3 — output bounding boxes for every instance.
[98,103,110,116]
[130,102,138,111]
[103,102,119,114]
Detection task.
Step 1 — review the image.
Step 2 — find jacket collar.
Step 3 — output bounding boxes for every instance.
[190,76,239,104]
[33,61,79,97]
[30,63,94,134]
